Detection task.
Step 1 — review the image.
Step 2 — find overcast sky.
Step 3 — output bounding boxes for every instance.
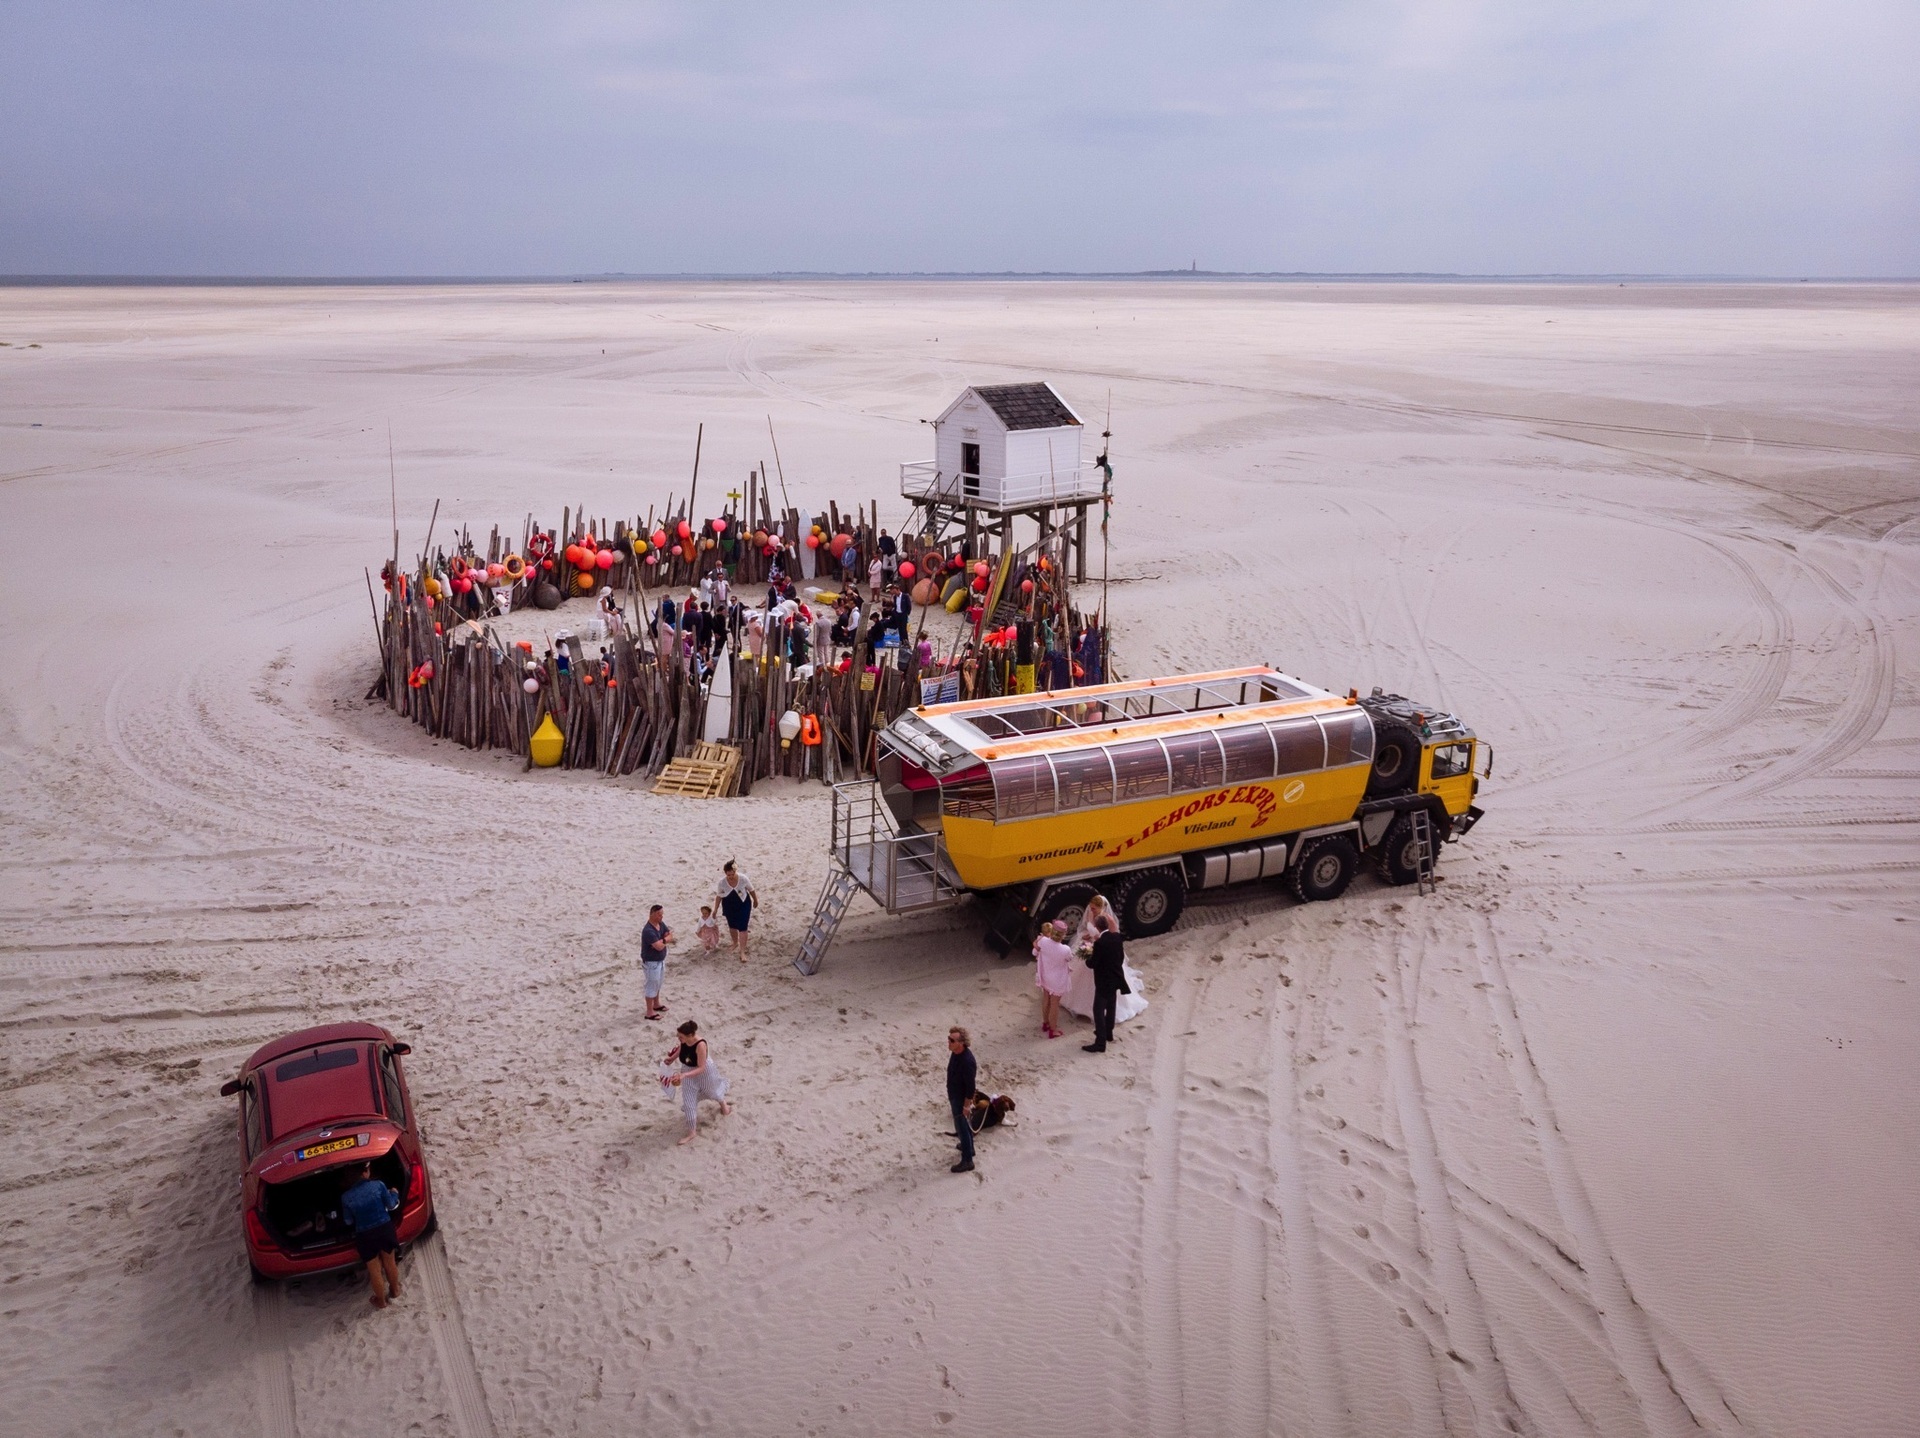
[2,1,1915,276]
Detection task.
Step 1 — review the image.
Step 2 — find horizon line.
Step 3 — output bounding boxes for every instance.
[4,270,1916,288]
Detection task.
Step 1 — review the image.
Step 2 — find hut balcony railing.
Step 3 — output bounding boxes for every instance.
[829,780,967,914]
[899,460,1105,512]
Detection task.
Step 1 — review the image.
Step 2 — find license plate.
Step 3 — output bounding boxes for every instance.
[297,1136,361,1161]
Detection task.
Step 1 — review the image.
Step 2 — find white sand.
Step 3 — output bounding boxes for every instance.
[2,280,1916,1437]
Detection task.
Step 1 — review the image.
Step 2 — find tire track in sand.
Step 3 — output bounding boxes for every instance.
[1383,930,1527,1437]
[1139,959,1206,1438]
[415,1231,501,1438]
[1468,915,1710,1438]
[251,1282,299,1438]
[1263,968,1353,1438]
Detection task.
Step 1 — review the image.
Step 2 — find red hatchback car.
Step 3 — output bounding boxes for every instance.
[219,1022,436,1281]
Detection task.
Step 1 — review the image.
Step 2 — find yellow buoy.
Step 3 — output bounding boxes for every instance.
[944,586,968,613]
[529,712,564,767]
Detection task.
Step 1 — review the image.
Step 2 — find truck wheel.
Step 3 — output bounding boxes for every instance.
[1366,722,1422,797]
[1376,816,1424,886]
[1292,834,1358,902]
[1036,883,1099,941]
[1117,868,1186,938]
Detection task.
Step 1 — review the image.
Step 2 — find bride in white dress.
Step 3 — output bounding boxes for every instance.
[1061,893,1149,1024]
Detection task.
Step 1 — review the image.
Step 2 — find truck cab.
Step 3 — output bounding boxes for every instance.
[1421,735,1483,820]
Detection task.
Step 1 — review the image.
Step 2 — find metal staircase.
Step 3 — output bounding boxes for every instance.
[791,781,968,974]
[1410,809,1438,896]
[793,867,861,976]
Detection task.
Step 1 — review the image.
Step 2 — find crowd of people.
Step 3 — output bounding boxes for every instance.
[634,522,1005,685]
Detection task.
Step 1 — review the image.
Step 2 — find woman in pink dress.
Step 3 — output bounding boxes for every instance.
[1031,921,1075,1038]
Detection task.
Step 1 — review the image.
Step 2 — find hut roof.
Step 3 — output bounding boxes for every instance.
[971,383,1081,432]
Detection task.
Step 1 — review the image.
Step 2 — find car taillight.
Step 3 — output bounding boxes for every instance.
[245,1207,275,1249]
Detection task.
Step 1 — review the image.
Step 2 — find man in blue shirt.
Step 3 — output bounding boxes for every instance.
[340,1161,403,1308]
[640,904,672,1021]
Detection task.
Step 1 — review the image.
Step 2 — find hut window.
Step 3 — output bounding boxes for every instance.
[992,755,1057,820]
[1109,739,1172,802]
[1052,748,1114,810]
[1320,709,1375,767]
[1268,718,1326,775]
[1219,724,1277,783]
[1165,731,1225,793]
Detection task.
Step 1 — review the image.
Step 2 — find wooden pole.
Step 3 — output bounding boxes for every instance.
[687,423,704,520]
[767,416,793,513]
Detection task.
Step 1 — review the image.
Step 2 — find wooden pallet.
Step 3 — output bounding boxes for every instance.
[653,741,742,798]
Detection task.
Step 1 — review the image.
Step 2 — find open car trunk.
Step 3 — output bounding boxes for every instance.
[260,1148,412,1252]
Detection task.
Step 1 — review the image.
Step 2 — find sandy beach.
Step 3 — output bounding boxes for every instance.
[2,279,1916,1437]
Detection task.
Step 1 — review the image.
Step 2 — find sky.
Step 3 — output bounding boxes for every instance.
[1,1,1916,277]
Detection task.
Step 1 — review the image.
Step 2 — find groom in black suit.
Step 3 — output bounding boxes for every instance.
[1083,928,1131,1052]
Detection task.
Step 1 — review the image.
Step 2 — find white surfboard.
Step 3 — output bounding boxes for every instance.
[704,649,734,743]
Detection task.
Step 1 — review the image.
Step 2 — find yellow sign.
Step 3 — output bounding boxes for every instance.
[296,1136,360,1162]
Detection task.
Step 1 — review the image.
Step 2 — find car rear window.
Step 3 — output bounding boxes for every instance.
[275,1048,361,1082]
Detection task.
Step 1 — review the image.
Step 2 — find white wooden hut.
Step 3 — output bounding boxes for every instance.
[900,382,1104,578]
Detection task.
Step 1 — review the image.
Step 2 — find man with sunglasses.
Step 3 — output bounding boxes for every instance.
[945,1027,977,1174]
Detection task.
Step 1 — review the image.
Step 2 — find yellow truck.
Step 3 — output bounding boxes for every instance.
[794,666,1488,971]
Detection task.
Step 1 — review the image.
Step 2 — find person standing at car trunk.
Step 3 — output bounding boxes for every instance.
[946,1027,977,1173]
[640,904,672,1021]
[341,1161,403,1308]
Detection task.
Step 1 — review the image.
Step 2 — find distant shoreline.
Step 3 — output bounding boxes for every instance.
[3,271,1915,287]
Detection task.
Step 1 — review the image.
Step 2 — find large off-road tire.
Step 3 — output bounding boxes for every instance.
[1376,815,1425,886]
[1035,883,1099,941]
[980,892,1027,956]
[1291,834,1359,902]
[1117,867,1186,938]
[1366,722,1423,797]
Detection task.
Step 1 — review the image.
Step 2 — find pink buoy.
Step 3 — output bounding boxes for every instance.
[523,677,540,693]
[898,561,916,581]
[596,549,614,570]
[713,519,728,534]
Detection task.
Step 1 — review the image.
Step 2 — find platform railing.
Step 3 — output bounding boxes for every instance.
[899,461,1105,511]
[829,780,966,913]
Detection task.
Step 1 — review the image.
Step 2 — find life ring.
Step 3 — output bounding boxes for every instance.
[502,553,527,582]
[527,532,554,562]
[920,550,942,577]
[800,713,823,747]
